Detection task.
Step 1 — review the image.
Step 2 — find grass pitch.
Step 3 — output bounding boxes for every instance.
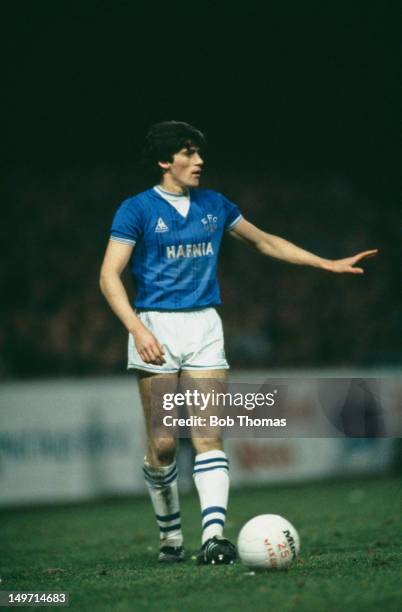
[2,476,401,611]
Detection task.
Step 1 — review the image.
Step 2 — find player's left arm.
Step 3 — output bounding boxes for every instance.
[229,219,378,274]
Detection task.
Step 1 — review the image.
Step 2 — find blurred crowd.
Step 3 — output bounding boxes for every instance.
[2,167,400,379]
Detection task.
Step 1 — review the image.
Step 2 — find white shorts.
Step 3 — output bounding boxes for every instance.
[128,307,229,373]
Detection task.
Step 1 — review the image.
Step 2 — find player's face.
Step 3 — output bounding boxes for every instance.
[160,146,204,191]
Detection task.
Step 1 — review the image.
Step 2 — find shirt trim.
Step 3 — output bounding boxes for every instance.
[226,214,243,231]
[154,185,189,198]
[110,235,136,245]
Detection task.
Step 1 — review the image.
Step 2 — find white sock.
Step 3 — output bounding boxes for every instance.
[193,450,230,544]
[143,458,183,547]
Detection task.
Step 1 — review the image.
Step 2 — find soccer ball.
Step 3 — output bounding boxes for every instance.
[237,514,300,569]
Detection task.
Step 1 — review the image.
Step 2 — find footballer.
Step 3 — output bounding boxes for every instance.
[99,121,377,565]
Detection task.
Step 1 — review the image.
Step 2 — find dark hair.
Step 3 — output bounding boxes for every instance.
[142,121,206,175]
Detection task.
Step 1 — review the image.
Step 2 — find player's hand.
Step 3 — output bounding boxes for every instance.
[132,326,166,365]
[326,249,379,274]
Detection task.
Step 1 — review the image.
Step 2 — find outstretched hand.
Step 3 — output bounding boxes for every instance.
[327,249,379,274]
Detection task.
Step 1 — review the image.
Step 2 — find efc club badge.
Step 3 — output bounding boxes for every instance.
[201,214,218,233]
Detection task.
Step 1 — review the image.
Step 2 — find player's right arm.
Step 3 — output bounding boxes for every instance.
[99,240,165,365]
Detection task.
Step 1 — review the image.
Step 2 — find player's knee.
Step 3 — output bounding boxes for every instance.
[151,437,177,465]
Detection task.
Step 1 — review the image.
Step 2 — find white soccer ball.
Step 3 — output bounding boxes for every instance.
[237,514,300,569]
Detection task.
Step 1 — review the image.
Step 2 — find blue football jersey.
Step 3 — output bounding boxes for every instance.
[110,187,242,310]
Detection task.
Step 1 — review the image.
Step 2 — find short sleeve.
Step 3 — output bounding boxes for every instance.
[110,198,143,245]
[220,194,243,231]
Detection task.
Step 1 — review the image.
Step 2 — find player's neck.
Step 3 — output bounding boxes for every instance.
[159,176,188,195]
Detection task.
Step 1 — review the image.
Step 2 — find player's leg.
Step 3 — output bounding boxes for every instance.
[137,371,184,562]
[180,369,236,564]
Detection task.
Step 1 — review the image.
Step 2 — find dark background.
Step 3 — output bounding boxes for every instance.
[2,1,401,377]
